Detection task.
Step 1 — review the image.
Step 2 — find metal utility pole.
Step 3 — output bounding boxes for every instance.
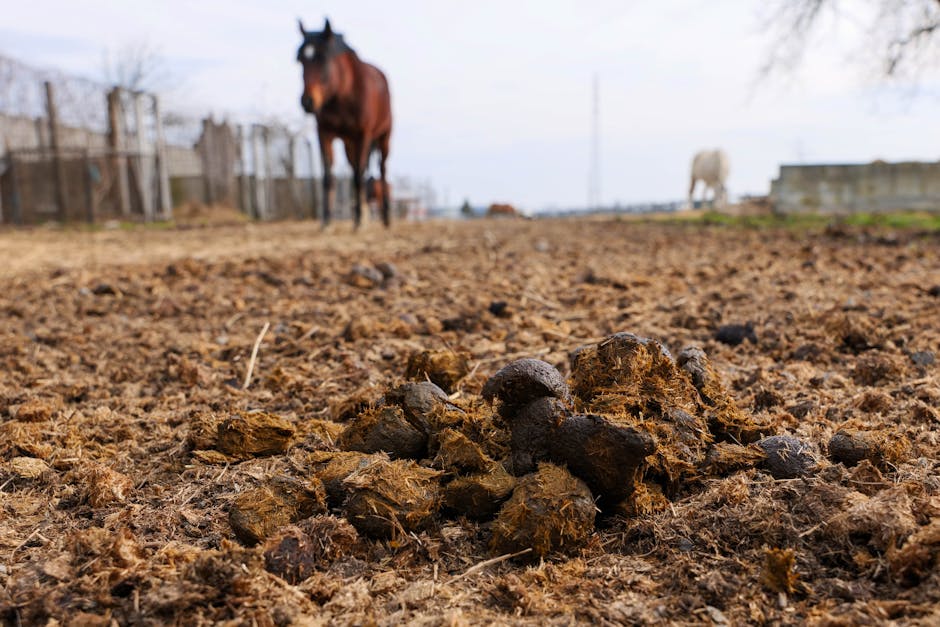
[588,74,600,212]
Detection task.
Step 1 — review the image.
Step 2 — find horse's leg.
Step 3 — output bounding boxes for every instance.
[318,130,335,227]
[344,136,371,230]
[378,133,391,227]
[688,176,697,209]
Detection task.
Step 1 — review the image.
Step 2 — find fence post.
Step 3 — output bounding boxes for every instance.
[304,136,319,221]
[107,88,131,217]
[251,125,266,220]
[237,125,250,216]
[82,149,95,223]
[199,117,214,205]
[0,140,5,224]
[33,117,45,148]
[262,126,273,220]
[152,95,172,220]
[287,134,298,217]
[8,154,22,225]
[133,92,154,221]
[44,81,67,222]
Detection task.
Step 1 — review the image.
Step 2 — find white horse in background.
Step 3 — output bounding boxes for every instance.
[688,149,730,209]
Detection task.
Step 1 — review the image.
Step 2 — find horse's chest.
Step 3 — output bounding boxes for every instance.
[317,107,362,139]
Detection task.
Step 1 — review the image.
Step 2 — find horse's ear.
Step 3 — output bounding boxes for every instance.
[298,19,306,37]
[323,18,333,36]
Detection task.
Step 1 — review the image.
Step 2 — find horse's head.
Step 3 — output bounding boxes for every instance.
[297,18,355,114]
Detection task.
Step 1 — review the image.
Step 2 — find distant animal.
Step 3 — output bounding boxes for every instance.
[487,203,519,217]
[298,18,392,228]
[365,176,391,216]
[688,149,730,209]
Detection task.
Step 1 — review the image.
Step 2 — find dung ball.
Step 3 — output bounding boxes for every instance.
[489,463,595,559]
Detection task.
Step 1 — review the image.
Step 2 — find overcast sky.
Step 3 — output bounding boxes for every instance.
[1,1,938,210]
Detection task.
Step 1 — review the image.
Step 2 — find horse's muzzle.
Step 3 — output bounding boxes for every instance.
[300,94,314,113]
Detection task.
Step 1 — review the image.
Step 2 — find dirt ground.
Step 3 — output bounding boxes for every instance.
[1,216,939,626]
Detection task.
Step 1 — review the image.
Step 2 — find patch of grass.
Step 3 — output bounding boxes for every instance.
[654,211,830,231]
[665,210,940,232]
[51,219,182,233]
[117,220,177,231]
[839,211,940,230]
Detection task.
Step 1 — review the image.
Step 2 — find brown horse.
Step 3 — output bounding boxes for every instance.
[298,18,392,228]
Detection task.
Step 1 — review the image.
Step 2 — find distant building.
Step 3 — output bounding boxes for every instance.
[770,161,940,214]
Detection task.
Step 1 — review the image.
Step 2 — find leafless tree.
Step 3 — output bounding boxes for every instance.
[760,0,940,81]
[102,41,173,92]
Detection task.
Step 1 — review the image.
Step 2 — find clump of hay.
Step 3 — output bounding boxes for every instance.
[828,428,909,468]
[760,547,802,594]
[342,316,384,341]
[824,311,885,353]
[824,486,918,552]
[702,442,767,476]
[186,410,224,450]
[9,398,58,422]
[852,352,905,386]
[308,450,390,505]
[405,349,471,393]
[888,519,940,584]
[5,456,51,481]
[67,462,134,508]
[229,477,327,545]
[343,458,442,539]
[384,381,454,435]
[217,411,294,459]
[297,418,345,449]
[489,463,595,559]
[569,334,711,489]
[337,405,427,459]
[262,515,362,584]
[678,346,774,443]
[432,428,492,474]
[616,480,670,517]
[443,463,517,519]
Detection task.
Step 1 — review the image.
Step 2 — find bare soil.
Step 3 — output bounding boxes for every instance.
[1,217,939,625]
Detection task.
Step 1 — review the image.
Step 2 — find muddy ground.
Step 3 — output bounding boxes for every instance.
[0,216,938,626]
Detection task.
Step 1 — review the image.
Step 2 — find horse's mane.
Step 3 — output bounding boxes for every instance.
[297,30,356,62]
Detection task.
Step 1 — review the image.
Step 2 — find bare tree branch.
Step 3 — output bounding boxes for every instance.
[759,0,940,83]
[102,41,173,93]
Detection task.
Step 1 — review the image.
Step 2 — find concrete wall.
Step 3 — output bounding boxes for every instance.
[1,113,109,153]
[1,113,200,177]
[770,161,940,214]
